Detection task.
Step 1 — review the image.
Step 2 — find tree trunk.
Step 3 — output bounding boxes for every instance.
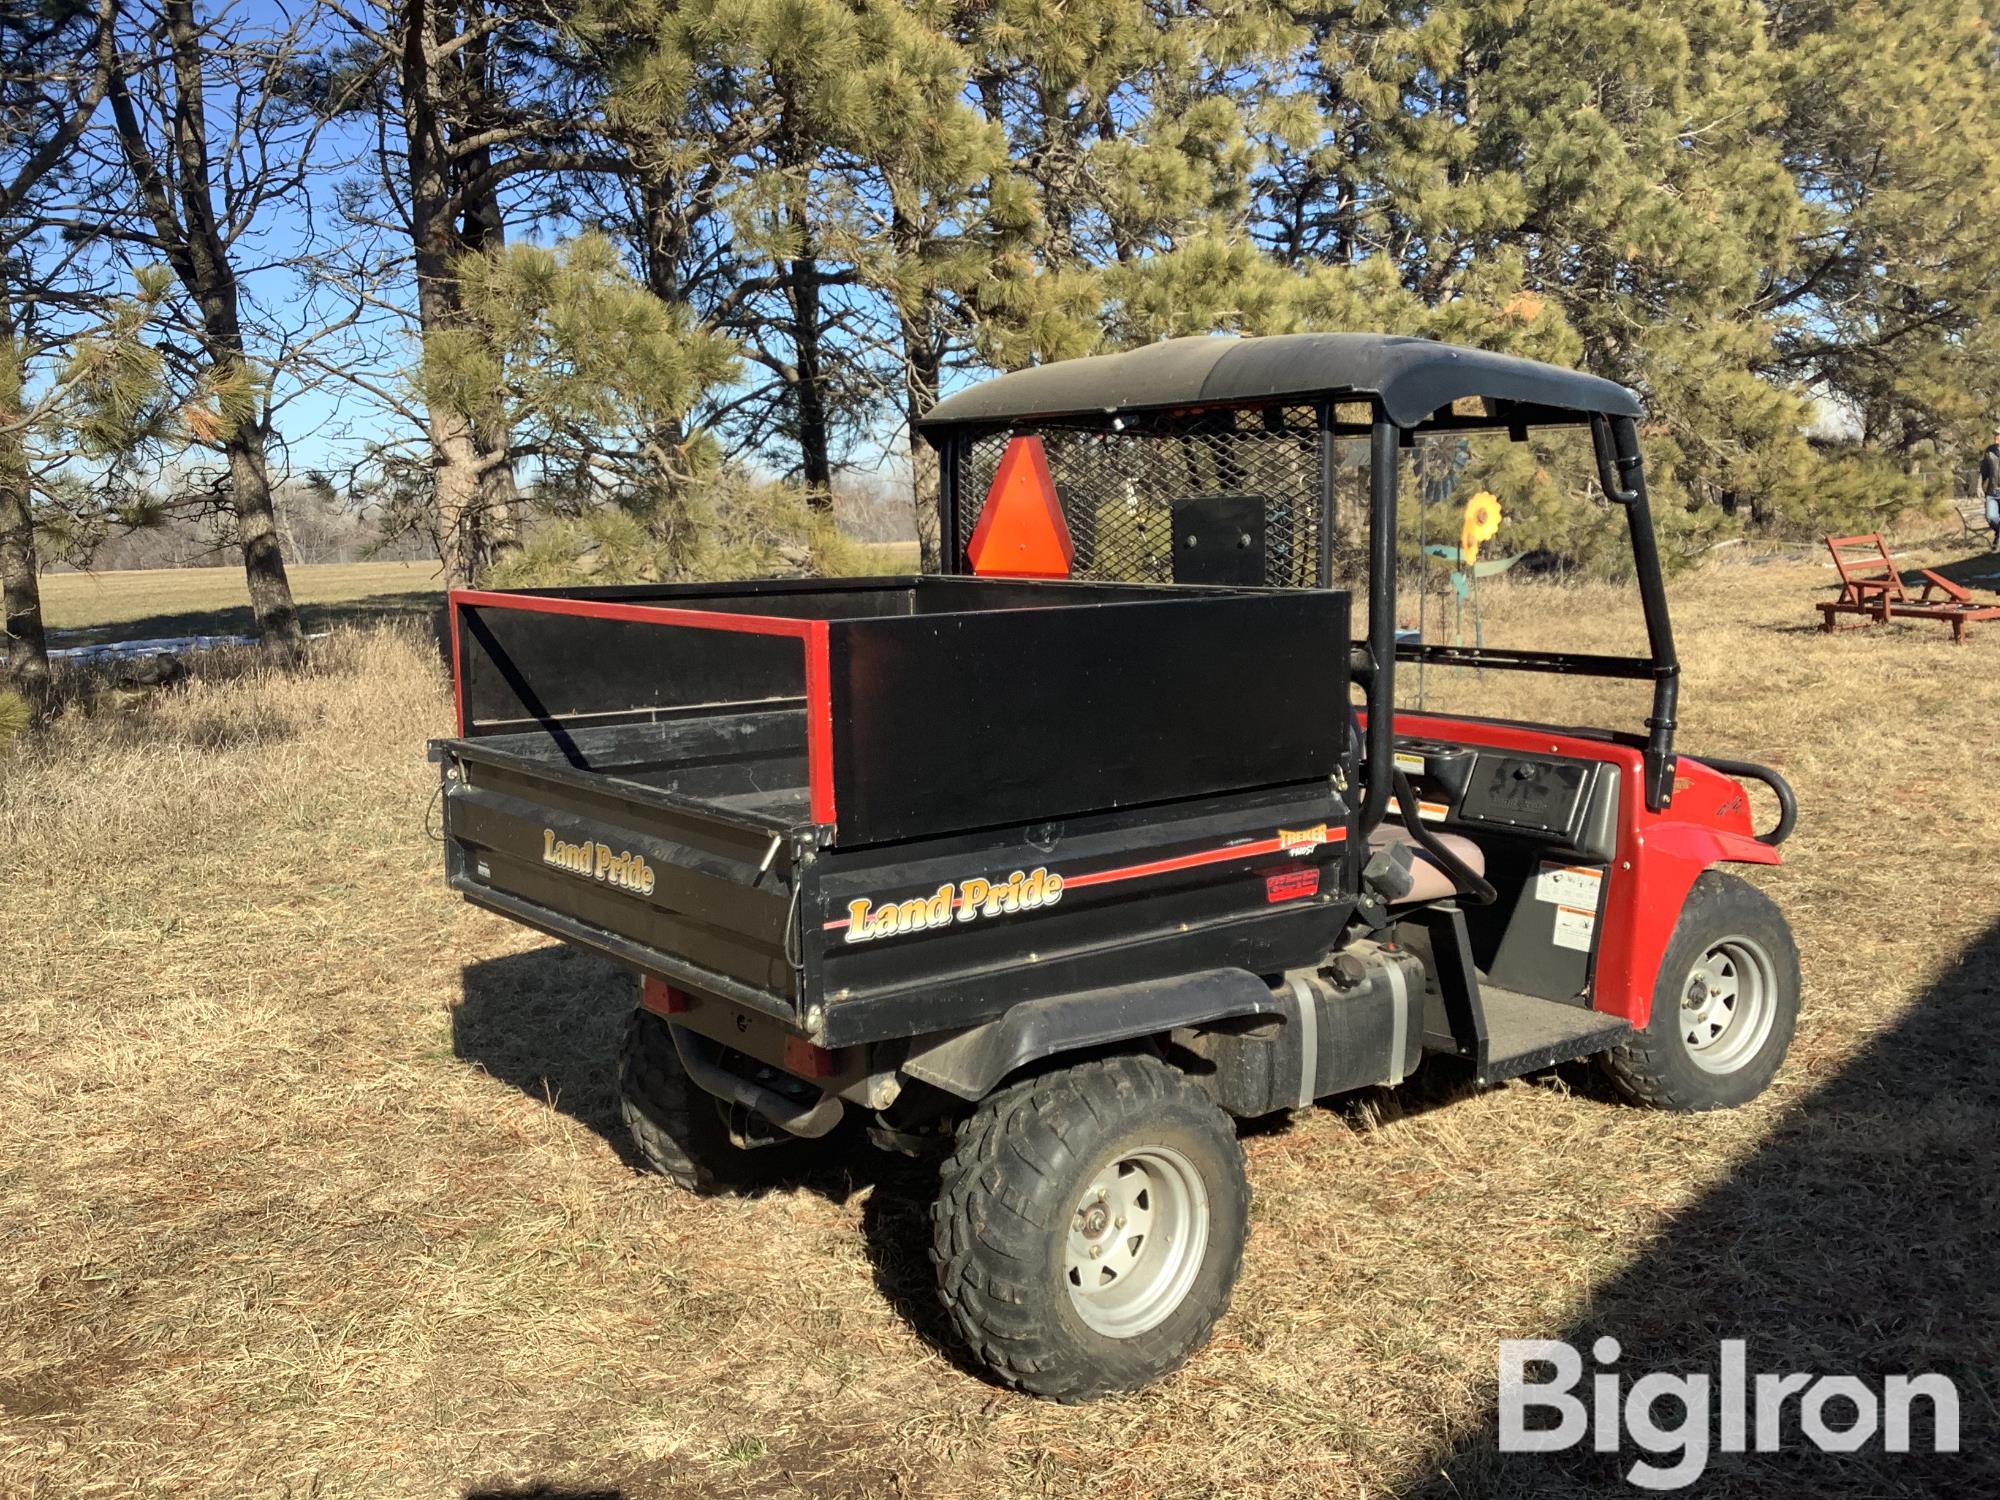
[910,399,942,573]
[165,0,300,649]
[225,422,303,650]
[429,405,486,585]
[475,426,520,566]
[0,422,50,719]
[772,96,832,505]
[639,171,692,498]
[107,0,303,649]
[893,202,943,571]
[787,248,834,503]
[398,0,514,583]
[405,0,475,584]
[460,130,518,562]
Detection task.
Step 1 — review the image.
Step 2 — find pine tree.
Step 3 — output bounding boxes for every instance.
[428,233,858,583]
[576,0,862,499]
[98,0,316,651]
[834,0,1026,565]
[417,232,737,530]
[954,0,1306,360]
[1760,0,2000,456]
[1244,0,1931,532]
[2,269,183,710]
[1,0,119,716]
[334,0,618,583]
[358,0,2000,570]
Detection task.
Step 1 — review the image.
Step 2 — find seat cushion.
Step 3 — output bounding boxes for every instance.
[1367,825,1487,903]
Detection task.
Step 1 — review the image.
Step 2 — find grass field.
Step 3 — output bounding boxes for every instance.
[40,560,446,644]
[40,551,922,648]
[2,549,1996,1497]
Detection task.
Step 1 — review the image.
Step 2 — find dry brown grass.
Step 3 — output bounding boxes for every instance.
[2,549,1997,1497]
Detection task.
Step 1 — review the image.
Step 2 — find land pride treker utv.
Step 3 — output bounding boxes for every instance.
[432,334,1801,1402]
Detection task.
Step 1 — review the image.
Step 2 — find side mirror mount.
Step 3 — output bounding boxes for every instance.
[1590,413,1641,504]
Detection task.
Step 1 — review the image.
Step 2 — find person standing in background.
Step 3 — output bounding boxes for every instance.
[1982,430,2000,549]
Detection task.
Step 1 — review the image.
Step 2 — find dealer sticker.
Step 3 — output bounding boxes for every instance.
[1265,866,1320,903]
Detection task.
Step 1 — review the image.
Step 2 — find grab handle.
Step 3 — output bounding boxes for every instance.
[1699,756,1797,847]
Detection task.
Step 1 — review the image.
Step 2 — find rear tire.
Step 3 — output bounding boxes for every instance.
[931,1054,1250,1402]
[617,1009,818,1193]
[1600,872,1800,1111]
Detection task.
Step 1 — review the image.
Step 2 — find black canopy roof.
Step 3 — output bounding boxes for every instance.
[917,332,1643,434]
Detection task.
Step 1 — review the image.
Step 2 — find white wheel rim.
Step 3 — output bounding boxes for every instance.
[1679,935,1778,1075]
[1063,1145,1210,1339]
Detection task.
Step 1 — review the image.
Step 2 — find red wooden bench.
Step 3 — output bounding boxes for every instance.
[1818,533,2000,643]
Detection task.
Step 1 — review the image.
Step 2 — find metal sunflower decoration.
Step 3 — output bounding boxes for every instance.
[1460,491,1503,567]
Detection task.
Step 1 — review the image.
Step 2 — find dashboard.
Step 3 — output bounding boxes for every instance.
[1389,738,1618,859]
[1382,733,1625,1002]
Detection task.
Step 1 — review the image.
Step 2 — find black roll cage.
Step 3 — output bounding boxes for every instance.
[925,386,1682,825]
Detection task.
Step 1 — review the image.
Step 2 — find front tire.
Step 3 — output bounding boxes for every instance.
[931,1054,1250,1402]
[1600,871,1800,1111]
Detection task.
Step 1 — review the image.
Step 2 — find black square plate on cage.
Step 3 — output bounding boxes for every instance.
[1169,493,1268,586]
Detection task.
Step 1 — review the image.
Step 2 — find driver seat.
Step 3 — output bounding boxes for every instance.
[1367,824,1487,904]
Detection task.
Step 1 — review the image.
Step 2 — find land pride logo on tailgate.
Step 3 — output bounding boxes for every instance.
[840,867,1063,945]
[542,828,657,896]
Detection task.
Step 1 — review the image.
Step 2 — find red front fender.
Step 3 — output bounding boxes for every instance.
[1594,758,1783,1027]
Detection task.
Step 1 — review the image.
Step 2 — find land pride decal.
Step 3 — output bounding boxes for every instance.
[837,867,1063,945]
[827,821,1352,945]
[542,828,658,896]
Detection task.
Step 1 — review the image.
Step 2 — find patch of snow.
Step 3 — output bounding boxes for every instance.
[49,632,327,662]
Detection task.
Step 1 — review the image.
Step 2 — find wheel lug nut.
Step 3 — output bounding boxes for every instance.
[1114,1216,1126,1228]
[1089,1244,1102,1258]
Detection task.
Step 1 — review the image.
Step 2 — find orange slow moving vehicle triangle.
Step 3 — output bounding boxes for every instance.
[965,435,1074,579]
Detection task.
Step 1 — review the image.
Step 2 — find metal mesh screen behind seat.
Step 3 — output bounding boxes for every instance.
[956,407,1336,588]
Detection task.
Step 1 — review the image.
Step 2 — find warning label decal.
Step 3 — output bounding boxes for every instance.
[1534,861,1603,907]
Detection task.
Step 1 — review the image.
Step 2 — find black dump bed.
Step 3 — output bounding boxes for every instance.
[436,576,1356,1043]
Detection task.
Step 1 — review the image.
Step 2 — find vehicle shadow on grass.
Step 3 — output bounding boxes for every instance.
[1393,916,2000,1499]
[452,945,640,1162]
[452,945,992,1384]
